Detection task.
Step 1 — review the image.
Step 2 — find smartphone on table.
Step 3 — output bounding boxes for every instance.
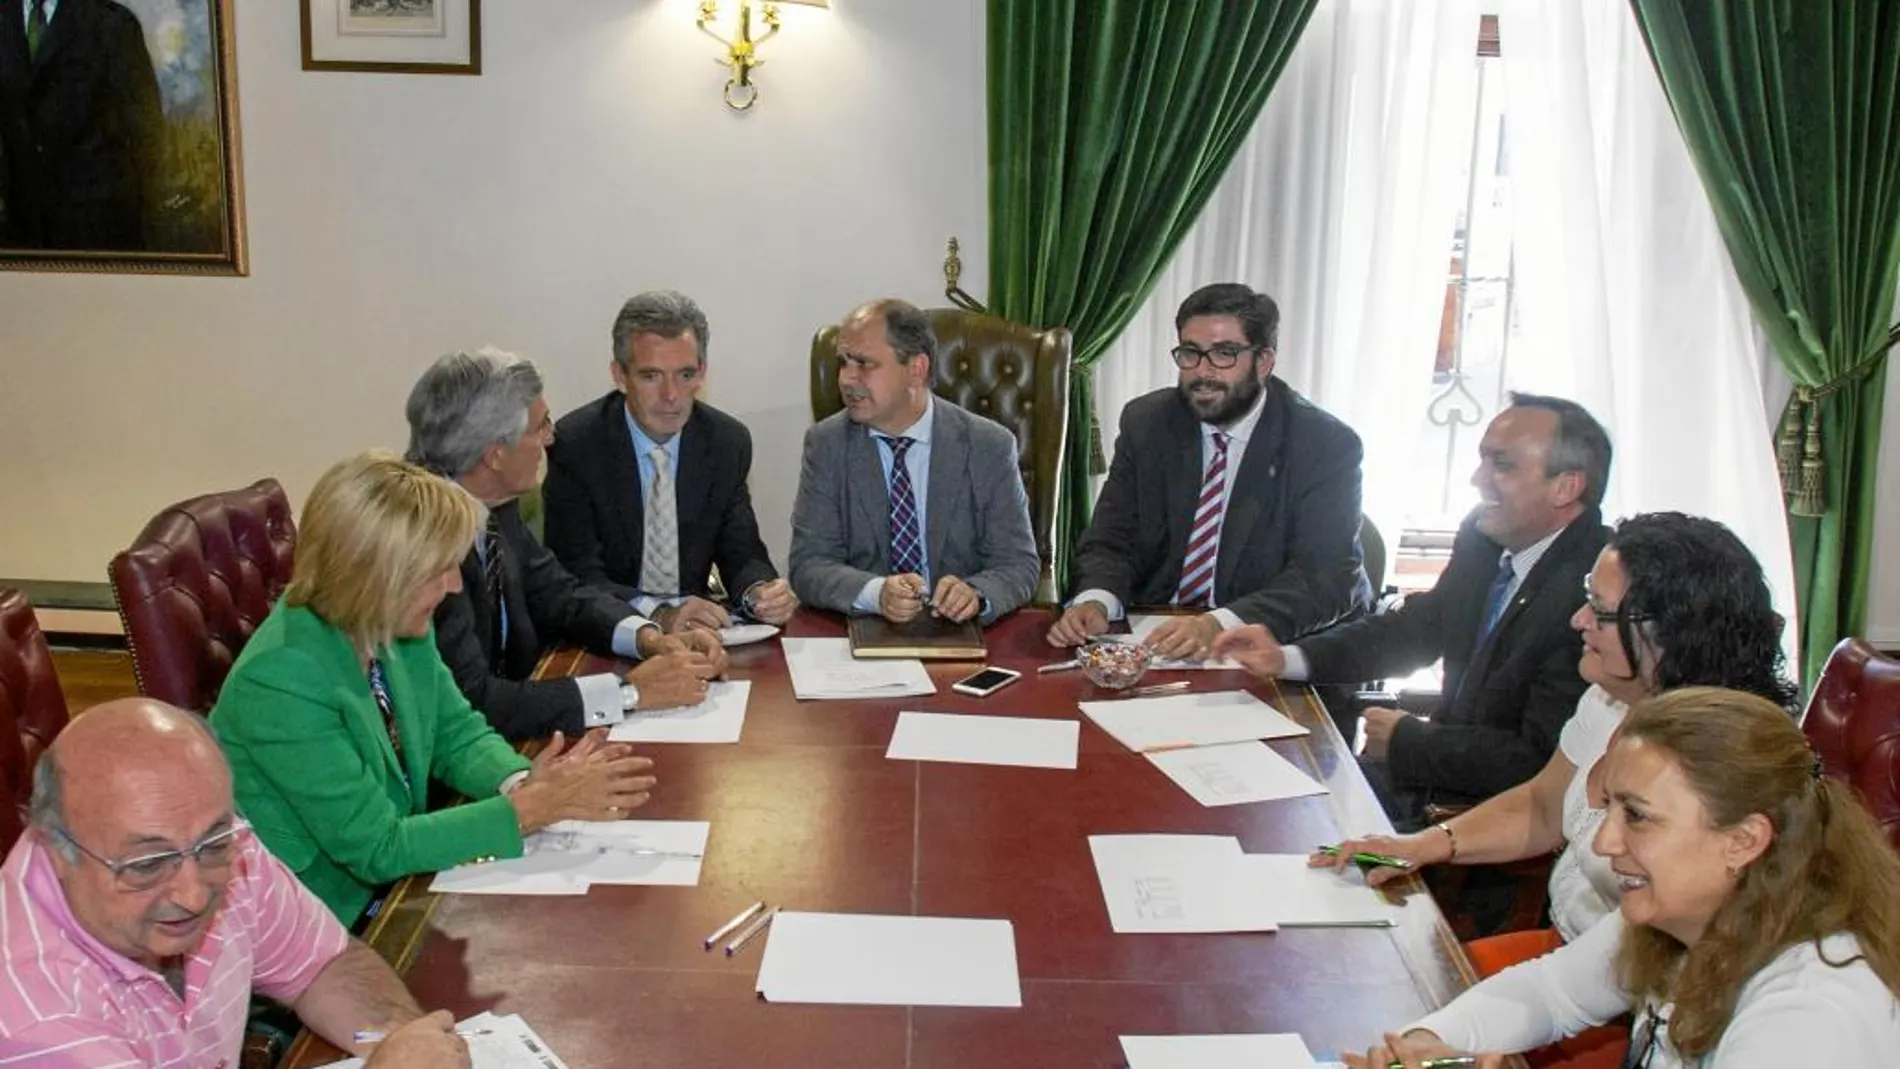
[950,666,1022,698]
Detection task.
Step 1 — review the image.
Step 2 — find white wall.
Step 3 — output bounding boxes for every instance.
[0,0,986,582]
[1867,364,1900,646]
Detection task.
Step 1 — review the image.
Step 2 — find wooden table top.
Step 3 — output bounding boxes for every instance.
[286,608,1513,1069]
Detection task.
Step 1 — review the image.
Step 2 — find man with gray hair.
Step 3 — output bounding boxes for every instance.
[406,347,726,742]
[544,290,797,633]
[0,698,468,1067]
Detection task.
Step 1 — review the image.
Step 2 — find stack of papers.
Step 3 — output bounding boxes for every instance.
[318,1012,569,1069]
[1089,836,1399,933]
[1122,614,1243,670]
[1145,741,1327,806]
[782,637,936,700]
[755,911,1022,1007]
[886,711,1080,769]
[609,680,751,744]
[429,820,709,896]
[1078,689,1308,752]
[1120,1033,1322,1069]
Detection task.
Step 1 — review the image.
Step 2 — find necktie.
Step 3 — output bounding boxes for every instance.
[1175,432,1231,608]
[882,436,924,578]
[480,513,506,662]
[638,444,680,596]
[365,660,410,790]
[1476,552,1515,643]
[25,0,46,61]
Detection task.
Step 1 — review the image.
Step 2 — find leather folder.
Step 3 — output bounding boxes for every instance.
[847,613,986,660]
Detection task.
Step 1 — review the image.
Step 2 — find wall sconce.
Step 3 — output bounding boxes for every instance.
[696,0,828,111]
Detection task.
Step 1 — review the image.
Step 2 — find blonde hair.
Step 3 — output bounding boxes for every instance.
[1614,687,1900,1056]
[287,451,482,655]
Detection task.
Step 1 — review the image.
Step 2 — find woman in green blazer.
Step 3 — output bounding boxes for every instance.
[211,451,657,924]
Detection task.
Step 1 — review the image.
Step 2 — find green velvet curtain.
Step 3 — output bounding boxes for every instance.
[986,0,1319,589]
[1630,1,1900,685]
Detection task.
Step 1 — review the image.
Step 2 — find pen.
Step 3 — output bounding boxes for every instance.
[1037,659,1081,674]
[724,905,780,956]
[703,900,767,950]
[1138,741,1201,754]
[1319,844,1414,870]
[1125,680,1190,698]
[1388,1058,1478,1068]
[354,1028,491,1045]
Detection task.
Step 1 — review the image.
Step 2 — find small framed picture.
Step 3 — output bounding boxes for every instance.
[300,0,481,75]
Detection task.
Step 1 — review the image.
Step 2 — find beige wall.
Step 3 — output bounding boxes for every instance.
[1866,364,1900,645]
[0,0,985,582]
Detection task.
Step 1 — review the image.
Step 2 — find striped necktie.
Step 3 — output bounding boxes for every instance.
[638,444,680,596]
[480,513,505,661]
[1174,432,1230,607]
[882,436,924,578]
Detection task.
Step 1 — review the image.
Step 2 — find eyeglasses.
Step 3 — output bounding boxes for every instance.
[1170,344,1261,369]
[53,819,251,893]
[1581,579,1651,629]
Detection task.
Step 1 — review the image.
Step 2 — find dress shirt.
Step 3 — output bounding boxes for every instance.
[1549,685,1627,940]
[23,0,58,32]
[851,397,936,613]
[623,406,686,617]
[1411,912,1900,1067]
[0,830,351,1067]
[1071,386,1268,629]
[1279,521,1568,680]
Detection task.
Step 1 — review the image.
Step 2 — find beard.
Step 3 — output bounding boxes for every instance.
[1179,365,1264,426]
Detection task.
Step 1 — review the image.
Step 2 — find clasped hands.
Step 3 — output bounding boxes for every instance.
[1044,602,1224,661]
[1341,1030,1500,1069]
[878,573,981,624]
[508,728,656,833]
[631,627,728,709]
[655,578,799,633]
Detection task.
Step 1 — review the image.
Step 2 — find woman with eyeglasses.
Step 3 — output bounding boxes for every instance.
[1318,512,1796,1067]
[211,451,656,925]
[1345,687,1900,1068]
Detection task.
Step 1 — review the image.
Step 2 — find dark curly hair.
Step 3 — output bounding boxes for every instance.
[1605,512,1798,712]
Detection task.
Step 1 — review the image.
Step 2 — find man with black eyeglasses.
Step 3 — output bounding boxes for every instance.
[0,699,468,1067]
[1049,282,1370,664]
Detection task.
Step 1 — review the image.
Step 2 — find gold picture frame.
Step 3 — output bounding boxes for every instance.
[301,0,481,76]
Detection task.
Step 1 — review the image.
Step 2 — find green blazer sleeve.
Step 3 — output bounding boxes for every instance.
[411,634,534,798]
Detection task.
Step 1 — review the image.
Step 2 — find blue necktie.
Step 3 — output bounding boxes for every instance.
[1476,552,1515,643]
[882,436,924,579]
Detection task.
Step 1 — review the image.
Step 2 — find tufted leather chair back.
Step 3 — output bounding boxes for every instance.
[811,310,1072,600]
[109,480,297,714]
[1802,637,1900,853]
[0,589,69,853]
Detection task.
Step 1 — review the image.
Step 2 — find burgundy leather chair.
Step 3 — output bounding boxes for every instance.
[109,480,297,714]
[1802,637,1900,853]
[1,588,71,853]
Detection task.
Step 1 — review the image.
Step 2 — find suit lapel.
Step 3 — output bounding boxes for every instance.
[607,395,646,565]
[1216,382,1284,596]
[0,2,30,92]
[849,423,892,571]
[925,404,964,578]
[376,649,428,813]
[1163,400,1202,582]
[30,0,72,71]
[675,407,714,527]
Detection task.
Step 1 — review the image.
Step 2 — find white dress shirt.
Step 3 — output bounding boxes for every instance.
[852,398,936,612]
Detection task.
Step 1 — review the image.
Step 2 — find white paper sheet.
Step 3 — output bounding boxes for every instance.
[429,820,709,895]
[886,711,1080,769]
[754,911,1022,1007]
[1123,615,1244,670]
[1145,741,1328,806]
[609,680,751,744]
[782,637,937,700]
[719,622,780,647]
[1120,1033,1323,1069]
[1241,854,1401,928]
[1087,834,1276,933]
[317,1012,572,1069]
[1078,689,1309,752]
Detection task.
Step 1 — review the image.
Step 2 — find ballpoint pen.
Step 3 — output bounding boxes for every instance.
[1125,680,1191,698]
[1387,1057,1478,1068]
[1037,659,1081,674]
[703,900,767,950]
[724,905,780,956]
[354,1028,492,1044]
[1318,844,1414,870]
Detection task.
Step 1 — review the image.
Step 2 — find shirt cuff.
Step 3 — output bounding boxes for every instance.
[498,770,530,794]
[1070,588,1125,621]
[852,577,885,614]
[1280,645,1312,681]
[573,673,628,728]
[631,594,683,618]
[611,616,659,660]
[1208,608,1244,631]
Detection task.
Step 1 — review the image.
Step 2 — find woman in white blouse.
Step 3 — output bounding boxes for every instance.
[1345,687,1900,1068]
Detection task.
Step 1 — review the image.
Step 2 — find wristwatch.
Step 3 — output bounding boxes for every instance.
[739,583,762,621]
[620,682,641,713]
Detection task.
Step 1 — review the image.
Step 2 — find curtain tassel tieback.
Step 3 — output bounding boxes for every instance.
[1780,333,1896,517]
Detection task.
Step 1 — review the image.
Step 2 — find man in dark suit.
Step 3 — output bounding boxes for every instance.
[405,348,726,742]
[789,299,1039,624]
[1214,394,1614,829]
[0,0,162,249]
[1048,282,1370,657]
[544,291,797,634]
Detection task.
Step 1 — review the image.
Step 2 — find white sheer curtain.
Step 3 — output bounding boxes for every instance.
[1498,0,1799,656]
[1092,0,1482,567]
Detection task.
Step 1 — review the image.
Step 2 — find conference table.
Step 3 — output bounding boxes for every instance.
[286,608,1518,1068]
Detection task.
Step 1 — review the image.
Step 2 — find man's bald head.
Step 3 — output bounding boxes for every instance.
[31,698,232,849]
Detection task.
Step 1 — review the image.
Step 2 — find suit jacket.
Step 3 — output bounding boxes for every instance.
[1071,379,1370,638]
[1298,509,1609,807]
[788,399,1039,623]
[432,497,638,741]
[0,0,161,249]
[544,393,777,604]
[210,602,531,925]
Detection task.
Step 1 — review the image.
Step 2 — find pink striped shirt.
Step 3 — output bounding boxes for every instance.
[0,828,351,1068]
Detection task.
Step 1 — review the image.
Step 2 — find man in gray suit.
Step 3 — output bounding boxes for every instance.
[789,299,1039,624]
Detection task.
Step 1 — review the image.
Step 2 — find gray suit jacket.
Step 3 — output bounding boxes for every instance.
[789,400,1039,623]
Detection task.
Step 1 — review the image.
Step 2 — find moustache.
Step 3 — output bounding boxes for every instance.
[1185,380,1227,393]
[842,388,872,404]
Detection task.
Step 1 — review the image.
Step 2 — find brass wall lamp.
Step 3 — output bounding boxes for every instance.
[696,0,828,111]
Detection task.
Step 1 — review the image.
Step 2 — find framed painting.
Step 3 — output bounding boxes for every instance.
[0,0,246,275]
[301,0,481,75]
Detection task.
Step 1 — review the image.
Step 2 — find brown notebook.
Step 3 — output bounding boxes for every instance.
[847,613,986,660]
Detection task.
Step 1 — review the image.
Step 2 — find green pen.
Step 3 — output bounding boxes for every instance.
[1318,844,1414,870]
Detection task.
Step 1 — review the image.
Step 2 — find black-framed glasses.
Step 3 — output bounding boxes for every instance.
[1581,578,1651,629]
[1170,343,1260,369]
[53,819,251,893]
